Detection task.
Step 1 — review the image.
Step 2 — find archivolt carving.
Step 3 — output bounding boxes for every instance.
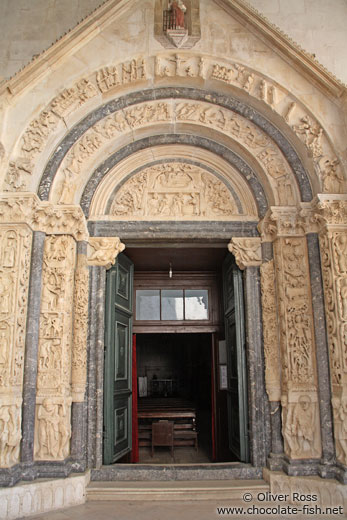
[260,260,281,402]
[109,163,239,220]
[4,54,344,197]
[35,235,76,461]
[54,99,296,208]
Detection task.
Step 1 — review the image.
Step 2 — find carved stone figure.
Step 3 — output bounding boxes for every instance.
[228,238,262,270]
[293,116,323,158]
[88,237,125,269]
[168,0,186,28]
[292,395,316,455]
[0,404,21,467]
[37,399,60,459]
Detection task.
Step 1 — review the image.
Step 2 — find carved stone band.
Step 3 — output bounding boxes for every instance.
[87,237,125,269]
[228,237,262,270]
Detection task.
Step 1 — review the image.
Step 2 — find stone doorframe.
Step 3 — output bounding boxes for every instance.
[85,232,268,479]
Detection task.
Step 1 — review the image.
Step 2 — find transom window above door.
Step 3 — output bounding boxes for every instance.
[136,289,209,321]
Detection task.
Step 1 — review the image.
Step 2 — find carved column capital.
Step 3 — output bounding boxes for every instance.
[313,195,347,232]
[87,237,125,269]
[258,206,307,240]
[228,237,262,270]
[0,192,88,240]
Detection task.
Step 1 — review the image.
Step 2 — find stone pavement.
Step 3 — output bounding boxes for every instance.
[17,499,344,520]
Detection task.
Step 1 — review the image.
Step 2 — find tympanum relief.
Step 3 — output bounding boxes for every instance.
[0,225,32,467]
[35,235,76,461]
[109,163,239,220]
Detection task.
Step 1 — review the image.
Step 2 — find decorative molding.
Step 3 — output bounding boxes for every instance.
[314,195,347,229]
[87,237,125,269]
[228,237,262,270]
[0,471,89,520]
[260,260,281,402]
[0,193,88,241]
[264,469,347,509]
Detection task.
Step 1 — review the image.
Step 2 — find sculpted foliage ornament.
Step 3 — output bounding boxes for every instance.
[88,237,125,269]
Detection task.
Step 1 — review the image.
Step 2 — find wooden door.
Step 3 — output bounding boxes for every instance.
[223,255,249,462]
[104,253,134,464]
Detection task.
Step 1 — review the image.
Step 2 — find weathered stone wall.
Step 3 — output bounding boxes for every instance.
[0,0,347,83]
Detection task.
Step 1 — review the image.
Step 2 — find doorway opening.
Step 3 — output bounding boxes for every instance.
[136,332,213,463]
[103,245,249,466]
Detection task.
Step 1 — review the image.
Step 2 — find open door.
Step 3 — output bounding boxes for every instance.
[223,254,249,462]
[104,252,134,464]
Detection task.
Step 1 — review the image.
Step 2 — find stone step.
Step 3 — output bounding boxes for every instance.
[87,479,269,501]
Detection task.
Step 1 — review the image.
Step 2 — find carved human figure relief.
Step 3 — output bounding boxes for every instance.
[87,237,125,269]
[35,398,72,460]
[35,235,75,461]
[293,116,323,158]
[109,163,239,220]
[228,238,262,270]
[0,403,22,467]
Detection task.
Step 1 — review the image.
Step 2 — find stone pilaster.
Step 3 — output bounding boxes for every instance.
[315,196,347,473]
[259,207,322,471]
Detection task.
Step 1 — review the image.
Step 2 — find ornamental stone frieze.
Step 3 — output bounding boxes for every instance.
[0,193,88,241]
[227,237,262,270]
[87,237,125,269]
[35,235,76,461]
[0,224,32,468]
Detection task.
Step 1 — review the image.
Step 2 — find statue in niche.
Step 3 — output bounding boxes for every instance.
[168,1,186,29]
[57,402,71,459]
[0,274,13,314]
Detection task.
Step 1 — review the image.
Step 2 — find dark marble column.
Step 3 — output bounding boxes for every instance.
[243,266,269,468]
[86,265,106,469]
[307,233,336,476]
[21,231,45,465]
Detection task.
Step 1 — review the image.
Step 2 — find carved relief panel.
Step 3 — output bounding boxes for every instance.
[35,235,76,461]
[0,225,32,467]
[260,260,281,402]
[109,162,240,220]
[273,235,321,459]
[317,201,347,465]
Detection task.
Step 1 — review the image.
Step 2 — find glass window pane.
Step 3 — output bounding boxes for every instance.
[161,289,184,320]
[136,290,160,320]
[185,290,209,320]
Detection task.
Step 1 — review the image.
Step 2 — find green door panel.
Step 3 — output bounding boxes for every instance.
[223,255,249,463]
[104,252,134,464]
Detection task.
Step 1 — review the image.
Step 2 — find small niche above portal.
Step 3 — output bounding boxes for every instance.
[154,0,201,49]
